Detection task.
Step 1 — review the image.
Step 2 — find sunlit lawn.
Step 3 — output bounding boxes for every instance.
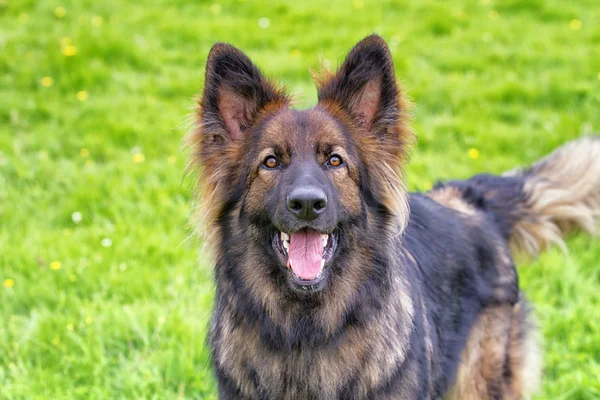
[1,0,599,398]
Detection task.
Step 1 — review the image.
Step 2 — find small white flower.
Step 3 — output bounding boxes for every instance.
[101,238,113,247]
[130,146,142,155]
[72,211,83,224]
[258,17,270,29]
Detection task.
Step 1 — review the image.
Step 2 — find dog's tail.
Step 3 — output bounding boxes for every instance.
[504,137,600,255]
[430,137,600,256]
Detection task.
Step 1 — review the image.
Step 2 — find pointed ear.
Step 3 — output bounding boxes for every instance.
[200,43,289,142]
[316,36,413,231]
[316,35,402,136]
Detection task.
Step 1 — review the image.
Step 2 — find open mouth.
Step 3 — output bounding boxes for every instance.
[273,228,337,290]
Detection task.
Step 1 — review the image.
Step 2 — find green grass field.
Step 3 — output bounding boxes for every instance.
[1,0,600,398]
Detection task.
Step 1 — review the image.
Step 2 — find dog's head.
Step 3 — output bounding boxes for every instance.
[191,35,412,304]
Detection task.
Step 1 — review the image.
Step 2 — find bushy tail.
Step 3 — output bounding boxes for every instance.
[504,136,600,256]
[429,137,600,257]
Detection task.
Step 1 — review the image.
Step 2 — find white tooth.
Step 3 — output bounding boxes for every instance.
[283,240,289,251]
[322,234,328,247]
[281,232,290,242]
[320,259,325,269]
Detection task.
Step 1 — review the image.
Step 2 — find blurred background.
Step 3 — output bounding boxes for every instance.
[1,0,599,398]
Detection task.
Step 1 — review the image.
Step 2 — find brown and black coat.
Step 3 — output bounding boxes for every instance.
[188,35,600,399]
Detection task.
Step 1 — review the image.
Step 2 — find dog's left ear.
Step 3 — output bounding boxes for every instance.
[316,35,403,137]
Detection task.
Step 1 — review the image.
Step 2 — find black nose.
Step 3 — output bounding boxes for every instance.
[287,186,328,221]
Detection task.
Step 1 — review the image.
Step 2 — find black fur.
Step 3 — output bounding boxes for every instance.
[402,192,519,396]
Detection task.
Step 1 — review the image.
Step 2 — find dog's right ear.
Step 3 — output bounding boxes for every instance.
[199,43,289,143]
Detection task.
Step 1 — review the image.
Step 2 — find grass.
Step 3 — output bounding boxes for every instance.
[1,0,599,398]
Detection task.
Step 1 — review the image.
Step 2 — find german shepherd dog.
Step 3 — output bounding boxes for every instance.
[188,35,600,399]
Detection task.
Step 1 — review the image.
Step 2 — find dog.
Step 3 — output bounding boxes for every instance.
[187,35,600,399]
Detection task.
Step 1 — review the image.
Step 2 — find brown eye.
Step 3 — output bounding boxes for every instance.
[328,154,343,167]
[263,156,279,169]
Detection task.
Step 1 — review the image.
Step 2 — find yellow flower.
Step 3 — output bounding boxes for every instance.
[62,45,78,56]
[41,77,54,87]
[167,156,177,165]
[80,148,90,157]
[290,49,301,59]
[3,279,14,288]
[91,15,103,26]
[352,0,364,9]
[468,148,480,160]
[488,10,499,20]
[569,19,581,30]
[76,90,89,101]
[50,261,62,270]
[210,4,222,15]
[132,153,145,163]
[18,12,29,24]
[55,6,67,18]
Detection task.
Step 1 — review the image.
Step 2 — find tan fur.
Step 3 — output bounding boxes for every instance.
[446,299,540,400]
[505,137,600,256]
[507,301,542,399]
[428,186,478,216]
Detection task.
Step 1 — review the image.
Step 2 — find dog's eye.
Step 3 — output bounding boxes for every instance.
[327,154,343,167]
[263,156,279,169]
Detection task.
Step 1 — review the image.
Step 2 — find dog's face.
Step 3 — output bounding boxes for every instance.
[243,108,362,292]
[193,35,412,300]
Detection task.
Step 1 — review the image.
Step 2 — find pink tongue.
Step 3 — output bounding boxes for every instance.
[288,231,323,280]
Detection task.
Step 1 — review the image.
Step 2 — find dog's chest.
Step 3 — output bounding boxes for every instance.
[213,314,419,399]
